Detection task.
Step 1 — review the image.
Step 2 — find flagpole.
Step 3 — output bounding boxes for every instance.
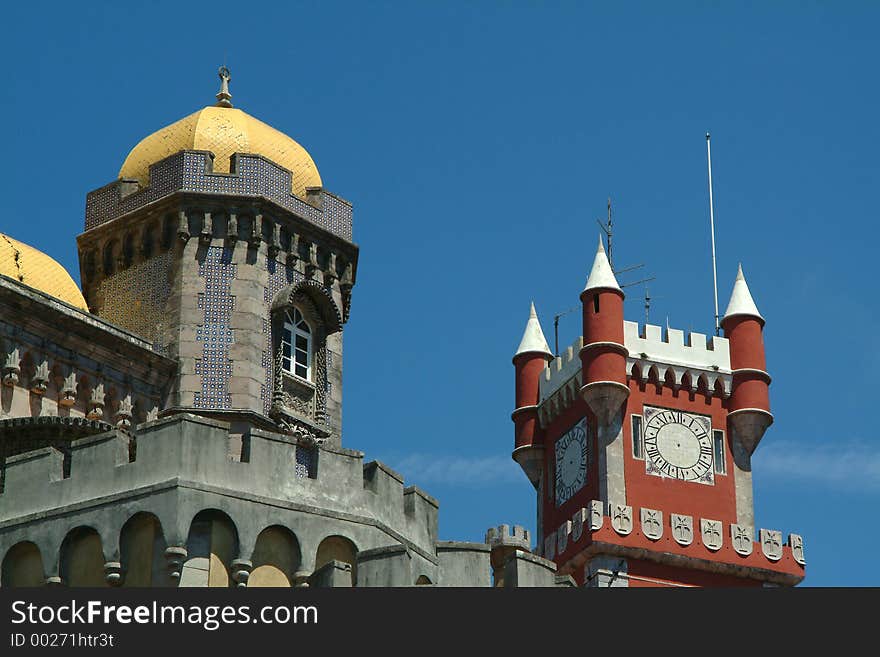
[706,133,720,336]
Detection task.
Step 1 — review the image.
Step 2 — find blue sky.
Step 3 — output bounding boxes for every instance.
[3,2,877,586]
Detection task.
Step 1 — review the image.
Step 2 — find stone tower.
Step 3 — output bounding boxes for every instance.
[76,68,357,450]
[511,238,806,587]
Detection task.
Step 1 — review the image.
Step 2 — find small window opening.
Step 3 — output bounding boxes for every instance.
[713,430,726,474]
[631,415,644,459]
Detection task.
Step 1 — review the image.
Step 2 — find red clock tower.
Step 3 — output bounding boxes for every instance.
[512,239,805,587]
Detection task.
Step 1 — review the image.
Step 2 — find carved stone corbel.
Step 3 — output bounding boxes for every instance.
[59,370,78,407]
[2,347,20,387]
[30,359,50,395]
[87,382,106,420]
[226,213,238,242]
[286,232,300,267]
[116,393,133,429]
[177,210,190,242]
[268,222,281,258]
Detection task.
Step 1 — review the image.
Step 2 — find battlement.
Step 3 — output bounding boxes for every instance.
[623,321,730,372]
[0,413,437,555]
[85,151,353,241]
[538,322,733,423]
[485,524,531,550]
[538,499,804,586]
[539,336,583,403]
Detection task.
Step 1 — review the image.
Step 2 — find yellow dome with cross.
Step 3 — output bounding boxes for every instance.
[119,70,321,199]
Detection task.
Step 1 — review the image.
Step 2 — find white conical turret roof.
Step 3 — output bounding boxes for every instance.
[722,263,764,322]
[515,302,553,359]
[583,236,622,294]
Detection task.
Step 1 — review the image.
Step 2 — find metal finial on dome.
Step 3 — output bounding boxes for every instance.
[216,66,233,108]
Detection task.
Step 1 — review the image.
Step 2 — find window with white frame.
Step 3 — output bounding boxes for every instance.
[631,414,644,459]
[713,429,726,474]
[282,308,312,381]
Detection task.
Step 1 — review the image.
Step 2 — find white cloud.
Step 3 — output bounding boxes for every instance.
[757,441,880,490]
[385,453,523,487]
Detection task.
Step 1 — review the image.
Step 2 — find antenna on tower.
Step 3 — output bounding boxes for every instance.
[706,133,720,336]
[552,305,579,358]
[596,197,613,268]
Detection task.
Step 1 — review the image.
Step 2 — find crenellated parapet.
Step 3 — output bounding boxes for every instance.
[538,337,584,426]
[85,151,353,241]
[537,499,804,586]
[537,322,733,426]
[624,321,731,396]
[0,413,439,568]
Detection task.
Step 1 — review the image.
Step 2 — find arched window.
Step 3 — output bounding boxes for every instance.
[282,308,312,381]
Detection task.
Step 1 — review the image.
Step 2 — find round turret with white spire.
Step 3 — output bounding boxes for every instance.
[722,263,763,324]
[514,301,553,360]
[583,235,622,295]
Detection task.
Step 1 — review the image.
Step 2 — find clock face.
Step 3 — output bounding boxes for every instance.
[555,418,588,506]
[642,406,714,485]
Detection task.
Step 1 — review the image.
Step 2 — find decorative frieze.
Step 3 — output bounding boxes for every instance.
[761,529,783,561]
[611,504,633,536]
[671,513,693,546]
[571,507,587,542]
[549,500,804,573]
[543,535,556,560]
[557,520,572,553]
[789,534,805,565]
[640,508,663,541]
[700,518,723,551]
[731,524,754,556]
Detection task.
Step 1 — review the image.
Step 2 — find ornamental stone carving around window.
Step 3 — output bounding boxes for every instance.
[269,281,342,443]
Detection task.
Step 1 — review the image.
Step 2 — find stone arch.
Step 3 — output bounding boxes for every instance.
[681,371,694,394]
[183,509,239,588]
[271,281,342,336]
[248,526,301,588]
[315,535,357,587]
[697,373,711,397]
[59,526,107,587]
[2,541,45,587]
[630,362,643,382]
[120,512,167,587]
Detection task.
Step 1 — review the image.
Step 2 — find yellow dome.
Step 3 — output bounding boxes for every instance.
[0,234,88,311]
[119,106,322,199]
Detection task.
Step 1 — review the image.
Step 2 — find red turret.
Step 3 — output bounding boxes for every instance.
[721,264,772,454]
[579,237,629,424]
[512,302,553,488]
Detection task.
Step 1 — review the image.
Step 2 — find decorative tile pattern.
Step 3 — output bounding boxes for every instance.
[194,246,236,409]
[86,151,353,241]
[295,445,316,479]
[96,251,173,354]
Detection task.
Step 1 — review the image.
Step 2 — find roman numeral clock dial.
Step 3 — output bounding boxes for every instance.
[642,406,714,485]
[555,418,588,506]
